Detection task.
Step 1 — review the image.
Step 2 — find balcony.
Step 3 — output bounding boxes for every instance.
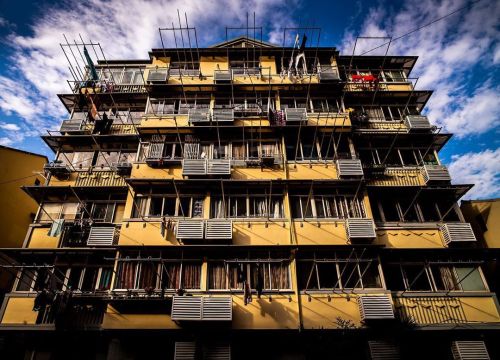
[422,165,451,183]
[440,222,477,245]
[72,80,146,94]
[405,115,432,131]
[171,296,232,321]
[110,162,132,176]
[336,159,364,177]
[346,218,377,241]
[358,295,395,322]
[61,224,119,247]
[366,167,424,187]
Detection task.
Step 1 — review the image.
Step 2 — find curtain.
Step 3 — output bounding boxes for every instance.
[182,263,201,289]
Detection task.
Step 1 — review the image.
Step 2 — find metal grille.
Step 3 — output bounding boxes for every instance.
[87,226,116,246]
[346,218,376,240]
[147,142,165,159]
[174,342,231,360]
[284,108,307,122]
[404,115,432,130]
[75,171,126,187]
[440,223,477,244]
[214,70,232,83]
[317,65,340,81]
[422,165,451,183]
[176,220,204,239]
[171,296,232,321]
[205,220,233,240]
[147,68,168,83]
[207,159,231,175]
[336,159,364,177]
[452,341,490,360]
[368,341,400,360]
[188,109,210,123]
[212,109,234,122]
[182,159,207,176]
[60,120,89,134]
[358,295,395,321]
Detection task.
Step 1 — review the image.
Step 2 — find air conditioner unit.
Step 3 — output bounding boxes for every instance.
[176,220,204,239]
[346,218,376,240]
[214,70,232,83]
[284,108,307,122]
[358,295,395,321]
[207,159,231,175]
[205,220,232,240]
[368,341,400,360]
[182,159,207,176]
[452,341,490,360]
[422,165,451,183]
[60,120,89,134]
[174,342,231,360]
[171,296,232,321]
[336,159,364,177]
[87,226,116,246]
[404,115,432,130]
[188,109,210,123]
[212,108,234,122]
[146,68,168,83]
[440,223,477,245]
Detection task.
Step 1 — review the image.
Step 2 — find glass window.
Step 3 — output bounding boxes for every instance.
[403,265,432,291]
[16,269,36,291]
[455,267,486,291]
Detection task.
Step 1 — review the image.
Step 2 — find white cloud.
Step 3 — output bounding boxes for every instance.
[0,123,21,131]
[448,148,500,200]
[0,0,296,144]
[340,0,500,137]
[0,137,14,146]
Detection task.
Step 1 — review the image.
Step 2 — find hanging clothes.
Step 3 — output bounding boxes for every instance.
[48,219,65,237]
[83,46,99,81]
[244,281,252,305]
[256,264,264,298]
[237,263,245,283]
[161,216,167,237]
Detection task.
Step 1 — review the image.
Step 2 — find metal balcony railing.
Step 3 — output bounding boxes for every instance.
[317,65,340,82]
[146,68,168,83]
[212,108,234,122]
[60,119,90,134]
[284,108,308,122]
[188,108,210,123]
[44,161,72,179]
[75,171,127,187]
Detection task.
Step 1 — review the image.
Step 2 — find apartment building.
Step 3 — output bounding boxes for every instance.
[0,35,498,359]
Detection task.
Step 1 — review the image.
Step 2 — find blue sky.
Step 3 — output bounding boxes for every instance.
[0,0,498,199]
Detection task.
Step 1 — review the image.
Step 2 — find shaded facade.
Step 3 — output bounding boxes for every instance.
[0,36,498,359]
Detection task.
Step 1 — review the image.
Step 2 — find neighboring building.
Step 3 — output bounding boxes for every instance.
[0,146,48,248]
[0,34,498,359]
[0,146,47,324]
[461,199,500,249]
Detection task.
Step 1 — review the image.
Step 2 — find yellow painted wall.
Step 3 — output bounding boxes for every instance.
[130,164,183,180]
[0,297,38,325]
[232,167,285,180]
[26,226,60,248]
[47,172,78,186]
[119,221,178,246]
[293,221,347,245]
[0,147,47,248]
[140,115,189,128]
[287,164,338,180]
[374,228,445,248]
[233,221,291,245]
[102,305,180,329]
[301,294,378,329]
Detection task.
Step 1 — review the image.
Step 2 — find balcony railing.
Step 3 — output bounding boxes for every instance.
[72,80,146,94]
[44,161,72,179]
[75,170,127,187]
[60,119,91,134]
[146,68,168,83]
[61,224,119,247]
[317,65,340,82]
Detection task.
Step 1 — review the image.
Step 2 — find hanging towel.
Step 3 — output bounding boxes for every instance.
[83,46,99,81]
[161,216,167,237]
[48,219,65,237]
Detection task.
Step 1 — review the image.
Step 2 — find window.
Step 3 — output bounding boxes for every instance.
[37,203,79,223]
[57,152,94,169]
[208,261,290,291]
[114,260,201,290]
[383,70,406,82]
[95,151,136,167]
[290,195,365,219]
[211,195,284,219]
[309,98,341,113]
[297,259,382,290]
[132,196,204,218]
[101,67,144,84]
[385,263,487,292]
